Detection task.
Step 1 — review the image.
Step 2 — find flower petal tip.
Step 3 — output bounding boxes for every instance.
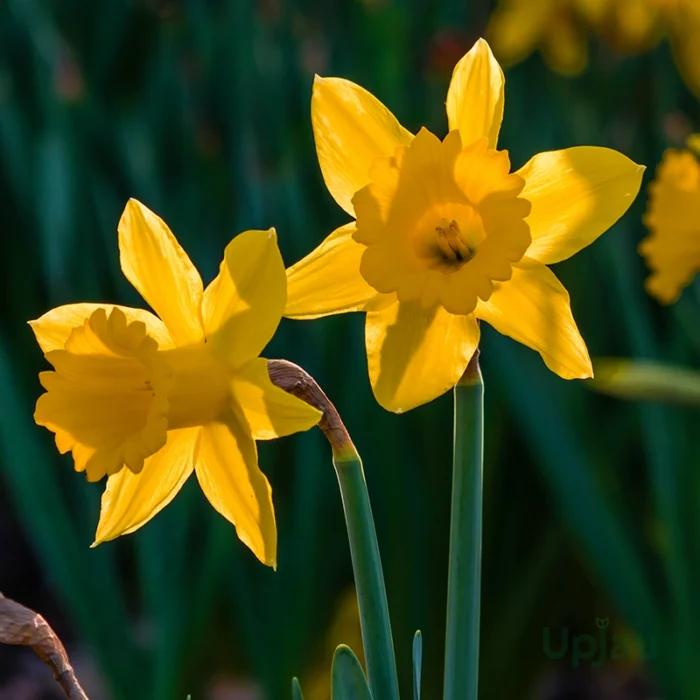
[575,363,594,380]
[124,197,144,213]
[267,227,277,241]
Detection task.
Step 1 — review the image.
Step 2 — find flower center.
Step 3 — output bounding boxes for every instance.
[435,218,472,264]
[427,209,487,268]
[352,128,531,315]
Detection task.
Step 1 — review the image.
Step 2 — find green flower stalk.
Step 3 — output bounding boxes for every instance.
[268,360,400,700]
[443,352,484,700]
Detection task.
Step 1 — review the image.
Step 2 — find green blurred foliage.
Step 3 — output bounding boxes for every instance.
[0,0,699,699]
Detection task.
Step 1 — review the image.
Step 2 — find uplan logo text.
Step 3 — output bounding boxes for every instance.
[542,618,658,668]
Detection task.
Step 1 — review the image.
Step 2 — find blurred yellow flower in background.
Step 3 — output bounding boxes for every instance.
[486,0,591,76]
[286,39,643,414]
[487,0,700,95]
[31,199,321,566]
[640,137,700,304]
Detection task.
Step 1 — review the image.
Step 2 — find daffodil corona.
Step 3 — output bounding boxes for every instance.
[286,39,644,413]
[640,138,700,304]
[31,200,321,566]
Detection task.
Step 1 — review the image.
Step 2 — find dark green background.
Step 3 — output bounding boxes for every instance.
[1,1,699,698]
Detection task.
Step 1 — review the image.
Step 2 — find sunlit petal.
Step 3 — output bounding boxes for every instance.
[203,229,286,367]
[196,418,277,567]
[312,76,413,216]
[366,300,480,412]
[518,147,644,264]
[446,39,505,149]
[285,223,380,319]
[476,259,592,379]
[118,199,204,345]
[93,427,200,544]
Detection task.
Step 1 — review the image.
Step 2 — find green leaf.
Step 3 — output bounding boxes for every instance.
[331,645,372,700]
[590,358,700,406]
[412,630,422,700]
[291,677,304,700]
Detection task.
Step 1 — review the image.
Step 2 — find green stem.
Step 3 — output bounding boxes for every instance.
[443,352,484,700]
[334,447,400,700]
[265,360,399,700]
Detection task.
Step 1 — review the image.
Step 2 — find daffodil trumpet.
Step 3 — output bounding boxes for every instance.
[269,360,400,700]
[30,199,322,567]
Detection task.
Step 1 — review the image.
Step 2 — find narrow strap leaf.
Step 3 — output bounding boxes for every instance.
[413,630,423,700]
[291,677,305,700]
[591,358,700,405]
[331,645,373,700]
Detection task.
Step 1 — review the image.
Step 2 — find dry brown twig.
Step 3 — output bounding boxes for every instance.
[0,590,89,699]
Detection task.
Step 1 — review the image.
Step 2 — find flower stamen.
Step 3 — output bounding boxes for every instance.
[435,218,474,264]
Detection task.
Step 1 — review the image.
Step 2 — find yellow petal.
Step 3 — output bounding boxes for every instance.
[518,147,644,264]
[203,229,286,368]
[231,358,322,440]
[476,259,592,379]
[312,76,413,216]
[366,300,480,413]
[446,38,505,150]
[93,427,200,544]
[285,223,380,319]
[195,418,276,567]
[29,302,173,353]
[118,199,204,345]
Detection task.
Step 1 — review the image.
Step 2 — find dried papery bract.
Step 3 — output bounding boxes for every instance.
[0,592,89,700]
[267,359,354,458]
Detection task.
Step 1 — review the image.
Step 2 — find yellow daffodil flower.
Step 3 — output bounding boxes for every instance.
[31,199,321,566]
[652,0,700,97]
[285,39,644,413]
[487,0,592,76]
[640,138,700,304]
[487,0,700,96]
[589,0,700,82]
